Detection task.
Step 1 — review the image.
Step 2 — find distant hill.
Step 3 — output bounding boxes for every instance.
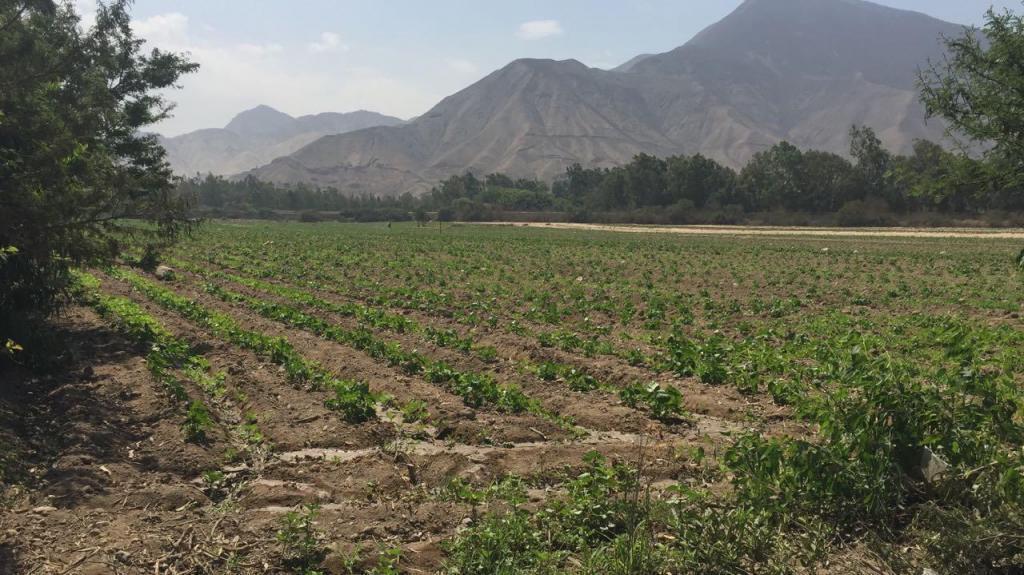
[159,106,404,176]
[245,0,965,196]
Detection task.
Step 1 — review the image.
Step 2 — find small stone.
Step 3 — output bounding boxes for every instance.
[920,447,949,484]
[30,505,57,514]
[115,550,131,564]
[154,265,175,280]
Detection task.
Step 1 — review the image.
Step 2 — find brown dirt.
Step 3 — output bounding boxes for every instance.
[1,302,716,574]
[206,264,791,433]
[0,256,796,573]
[484,221,1024,239]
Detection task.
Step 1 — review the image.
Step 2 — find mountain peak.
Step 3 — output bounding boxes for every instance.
[225,105,298,137]
[628,0,962,89]
[504,58,589,73]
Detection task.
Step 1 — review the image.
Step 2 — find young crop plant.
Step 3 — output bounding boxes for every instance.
[324,379,382,423]
[109,269,389,422]
[72,271,234,438]
[619,382,688,422]
[183,400,214,443]
[534,361,604,392]
[659,331,729,386]
[400,399,430,423]
[277,504,326,574]
[369,547,402,575]
[440,476,528,507]
[443,452,660,574]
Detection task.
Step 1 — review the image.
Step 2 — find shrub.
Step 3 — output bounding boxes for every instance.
[835,198,894,227]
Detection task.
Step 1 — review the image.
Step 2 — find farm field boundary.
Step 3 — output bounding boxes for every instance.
[483,221,1024,239]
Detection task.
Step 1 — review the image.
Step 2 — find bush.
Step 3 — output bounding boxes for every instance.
[0,1,196,326]
[835,198,894,227]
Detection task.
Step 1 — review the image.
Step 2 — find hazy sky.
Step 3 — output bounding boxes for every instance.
[75,0,1018,136]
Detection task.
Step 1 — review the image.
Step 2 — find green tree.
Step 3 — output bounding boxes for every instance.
[890,140,988,213]
[849,126,898,208]
[413,206,429,226]
[0,0,198,325]
[625,153,668,206]
[918,7,1024,191]
[800,150,857,213]
[666,154,736,209]
[738,142,804,211]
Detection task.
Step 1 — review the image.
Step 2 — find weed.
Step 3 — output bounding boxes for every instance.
[277,504,326,574]
[182,401,213,443]
[400,399,429,423]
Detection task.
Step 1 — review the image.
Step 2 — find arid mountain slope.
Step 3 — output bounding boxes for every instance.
[247,0,965,196]
[159,106,404,176]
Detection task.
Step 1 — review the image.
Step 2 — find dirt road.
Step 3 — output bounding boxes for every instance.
[481,222,1024,239]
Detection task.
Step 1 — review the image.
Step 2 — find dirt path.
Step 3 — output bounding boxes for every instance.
[481,222,1024,239]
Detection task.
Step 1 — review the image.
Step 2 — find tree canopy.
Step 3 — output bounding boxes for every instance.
[918,6,1024,191]
[0,0,197,322]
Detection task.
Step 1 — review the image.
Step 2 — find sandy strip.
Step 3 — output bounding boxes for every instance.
[477,222,1024,239]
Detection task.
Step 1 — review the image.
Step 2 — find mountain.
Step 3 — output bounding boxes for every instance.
[612,54,653,73]
[246,0,965,196]
[159,106,405,176]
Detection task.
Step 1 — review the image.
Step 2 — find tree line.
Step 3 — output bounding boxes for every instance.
[183,126,1023,226]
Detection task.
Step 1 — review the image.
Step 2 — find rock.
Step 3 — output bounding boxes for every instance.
[154,265,175,280]
[30,505,57,514]
[922,569,939,575]
[919,447,949,484]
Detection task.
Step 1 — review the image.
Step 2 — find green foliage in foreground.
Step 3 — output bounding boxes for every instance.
[445,339,1024,574]
[0,0,196,324]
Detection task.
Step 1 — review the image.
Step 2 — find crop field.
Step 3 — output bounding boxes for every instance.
[3,221,1023,574]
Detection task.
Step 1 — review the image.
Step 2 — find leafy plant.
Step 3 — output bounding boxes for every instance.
[619,383,687,421]
[183,401,214,443]
[324,379,380,423]
[277,504,326,574]
[400,399,429,423]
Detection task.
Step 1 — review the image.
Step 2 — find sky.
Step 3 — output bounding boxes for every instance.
[72,0,1019,136]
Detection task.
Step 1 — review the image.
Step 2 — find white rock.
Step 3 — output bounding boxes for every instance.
[920,447,949,483]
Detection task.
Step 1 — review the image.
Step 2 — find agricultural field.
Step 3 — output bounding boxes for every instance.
[2,221,1023,574]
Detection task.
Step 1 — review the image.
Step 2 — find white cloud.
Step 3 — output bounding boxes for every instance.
[516,20,563,40]
[307,32,348,54]
[126,14,426,135]
[72,0,97,28]
[132,12,190,46]
[446,58,478,74]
